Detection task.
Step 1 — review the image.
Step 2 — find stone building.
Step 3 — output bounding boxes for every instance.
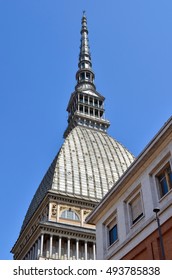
[11,14,134,260]
[87,116,172,260]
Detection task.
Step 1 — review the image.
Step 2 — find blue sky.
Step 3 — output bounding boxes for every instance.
[0,0,172,259]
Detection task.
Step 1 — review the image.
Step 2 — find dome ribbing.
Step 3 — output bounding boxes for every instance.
[21,126,134,232]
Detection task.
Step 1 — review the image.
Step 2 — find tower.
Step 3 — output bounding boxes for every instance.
[11,13,134,260]
[64,13,110,138]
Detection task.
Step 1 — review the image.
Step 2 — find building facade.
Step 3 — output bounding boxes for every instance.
[87,117,172,260]
[11,14,134,260]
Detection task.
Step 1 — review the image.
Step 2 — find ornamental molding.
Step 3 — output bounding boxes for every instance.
[40,225,96,241]
[48,192,97,208]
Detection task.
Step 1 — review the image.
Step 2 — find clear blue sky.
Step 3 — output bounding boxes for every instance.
[0,0,172,260]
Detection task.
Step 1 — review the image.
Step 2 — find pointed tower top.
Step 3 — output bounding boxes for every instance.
[63,14,110,138]
[75,12,95,90]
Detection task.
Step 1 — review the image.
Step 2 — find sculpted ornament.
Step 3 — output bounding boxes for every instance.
[83,210,90,217]
[51,204,57,217]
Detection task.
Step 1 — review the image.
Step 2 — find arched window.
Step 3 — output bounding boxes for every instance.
[61,210,79,221]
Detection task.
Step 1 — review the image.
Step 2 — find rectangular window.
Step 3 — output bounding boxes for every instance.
[109,224,118,245]
[99,100,103,108]
[79,105,83,112]
[79,94,83,102]
[85,106,88,114]
[81,73,85,80]
[94,99,98,106]
[103,212,118,249]
[100,110,103,117]
[129,193,143,224]
[86,72,90,80]
[95,109,98,117]
[156,163,172,198]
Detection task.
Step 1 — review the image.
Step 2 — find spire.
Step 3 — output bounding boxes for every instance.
[63,13,110,138]
[79,11,91,63]
[75,12,95,90]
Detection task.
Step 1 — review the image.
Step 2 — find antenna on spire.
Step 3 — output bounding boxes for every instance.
[83,10,86,16]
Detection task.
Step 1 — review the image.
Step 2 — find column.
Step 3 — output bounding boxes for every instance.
[30,249,32,259]
[88,97,90,115]
[81,209,84,227]
[50,235,53,258]
[29,249,32,259]
[34,240,38,260]
[58,236,62,259]
[27,251,30,260]
[93,243,96,260]
[57,204,60,221]
[37,237,41,258]
[84,241,87,260]
[30,248,33,260]
[67,238,70,260]
[88,106,90,116]
[31,246,35,260]
[40,233,44,257]
[33,245,36,259]
[76,239,79,260]
[46,239,50,258]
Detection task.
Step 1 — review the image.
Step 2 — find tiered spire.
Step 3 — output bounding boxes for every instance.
[75,11,95,90]
[63,12,110,138]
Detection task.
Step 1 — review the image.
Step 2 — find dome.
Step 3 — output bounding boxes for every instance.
[21,126,134,232]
